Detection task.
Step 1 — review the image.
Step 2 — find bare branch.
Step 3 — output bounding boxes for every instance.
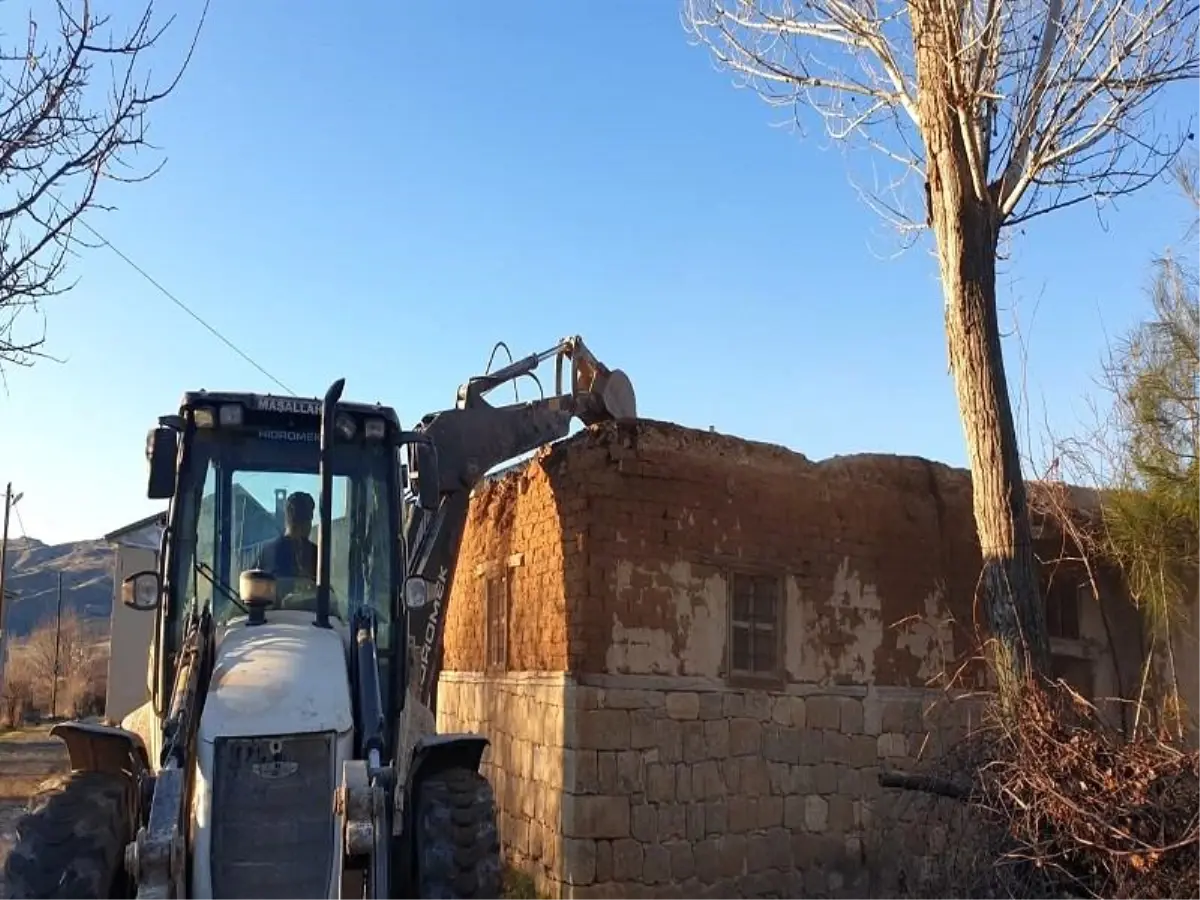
[0,0,209,368]
[684,0,1198,234]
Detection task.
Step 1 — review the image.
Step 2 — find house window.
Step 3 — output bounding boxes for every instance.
[728,572,783,679]
[1044,575,1082,640]
[484,575,508,673]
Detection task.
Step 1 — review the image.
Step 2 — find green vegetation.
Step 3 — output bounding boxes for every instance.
[1099,162,1199,729]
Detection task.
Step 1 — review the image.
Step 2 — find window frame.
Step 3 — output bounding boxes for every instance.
[725,568,785,687]
[484,573,509,675]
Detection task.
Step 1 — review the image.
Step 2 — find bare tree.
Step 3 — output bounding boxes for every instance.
[0,0,207,367]
[0,656,34,725]
[20,608,98,715]
[684,0,1198,703]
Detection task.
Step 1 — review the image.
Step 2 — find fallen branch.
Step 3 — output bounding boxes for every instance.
[879,770,973,800]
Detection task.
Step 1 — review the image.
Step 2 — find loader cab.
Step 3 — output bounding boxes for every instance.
[145,391,410,733]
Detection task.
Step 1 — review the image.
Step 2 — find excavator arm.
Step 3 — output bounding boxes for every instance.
[400,335,635,714]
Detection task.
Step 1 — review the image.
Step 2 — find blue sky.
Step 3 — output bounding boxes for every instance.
[0,1,1195,545]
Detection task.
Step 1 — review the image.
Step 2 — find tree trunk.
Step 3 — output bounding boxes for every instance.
[910,0,1052,707]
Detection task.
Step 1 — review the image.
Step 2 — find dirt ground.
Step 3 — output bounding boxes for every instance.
[0,726,68,885]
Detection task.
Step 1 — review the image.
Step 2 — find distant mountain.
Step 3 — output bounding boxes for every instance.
[1,537,114,636]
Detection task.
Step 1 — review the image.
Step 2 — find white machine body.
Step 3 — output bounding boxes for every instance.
[187,610,356,899]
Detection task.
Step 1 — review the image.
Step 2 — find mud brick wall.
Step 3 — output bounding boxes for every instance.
[439,419,1146,898]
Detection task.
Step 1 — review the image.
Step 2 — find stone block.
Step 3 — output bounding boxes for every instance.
[863,696,883,736]
[630,709,657,749]
[744,690,773,721]
[740,756,770,796]
[667,840,695,880]
[675,763,693,802]
[720,758,741,794]
[839,696,864,733]
[659,803,687,839]
[828,794,855,834]
[823,728,851,763]
[616,750,644,793]
[798,728,824,764]
[789,764,814,794]
[698,691,724,720]
[611,839,643,881]
[692,760,724,800]
[704,719,730,758]
[704,799,727,836]
[771,696,792,724]
[805,795,829,832]
[564,795,630,839]
[767,761,789,795]
[717,834,747,878]
[847,733,877,768]
[766,826,792,869]
[600,688,663,709]
[837,766,860,795]
[682,721,707,763]
[763,725,800,764]
[562,838,597,885]
[757,794,784,829]
[784,794,805,829]
[579,710,630,751]
[814,763,839,794]
[877,732,908,758]
[631,804,657,842]
[687,803,705,840]
[728,795,756,833]
[723,691,745,718]
[807,695,840,730]
[665,691,700,720]
[647,763,674,803]
[737,833,767,875]
[597,752,617,793]
[694,838,721,883]
[729,718,762,756]
[595,844,614,883]
[644,843,671,884]
[655,719,683,763]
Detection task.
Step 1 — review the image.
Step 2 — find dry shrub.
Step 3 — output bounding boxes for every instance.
[884,682,1199,899]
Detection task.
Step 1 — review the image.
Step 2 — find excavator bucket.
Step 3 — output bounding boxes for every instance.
[556,335,637,424]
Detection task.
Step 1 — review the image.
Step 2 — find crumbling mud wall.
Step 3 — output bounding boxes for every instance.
[437,420,1146,898]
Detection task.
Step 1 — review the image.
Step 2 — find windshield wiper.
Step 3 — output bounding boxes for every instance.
[195,561,250,616]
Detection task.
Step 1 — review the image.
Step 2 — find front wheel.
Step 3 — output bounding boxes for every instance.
[414,767,502,899]
[3,770,134,899]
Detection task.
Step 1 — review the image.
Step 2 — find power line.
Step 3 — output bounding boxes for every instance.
[70,215,295,394]
[33,177,294,394]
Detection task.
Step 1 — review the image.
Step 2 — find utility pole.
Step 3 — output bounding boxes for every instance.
[0,483,23,699]
[51,572,63,718]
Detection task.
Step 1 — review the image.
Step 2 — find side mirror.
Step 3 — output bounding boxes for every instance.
[146,427,178,500]
[122,570,162,611]
[399,434,441,512]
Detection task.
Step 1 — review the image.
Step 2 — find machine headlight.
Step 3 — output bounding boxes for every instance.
[193,407,216,428]
[364,418,386,440]
[404,577,430,610]
[219,403,243,427]
[335,413,356,440]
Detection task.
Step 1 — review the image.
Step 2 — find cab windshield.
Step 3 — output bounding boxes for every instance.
[171,431,397,639]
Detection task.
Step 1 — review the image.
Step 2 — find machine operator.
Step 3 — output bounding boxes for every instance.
[252,490,318,581]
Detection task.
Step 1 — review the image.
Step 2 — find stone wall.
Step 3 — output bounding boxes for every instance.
[437,672,570,898]
[556,679,978,899]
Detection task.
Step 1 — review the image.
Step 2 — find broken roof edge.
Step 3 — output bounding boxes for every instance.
[481,418,1108,516]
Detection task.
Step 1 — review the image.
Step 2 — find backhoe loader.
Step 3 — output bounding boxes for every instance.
[3,335,635,899]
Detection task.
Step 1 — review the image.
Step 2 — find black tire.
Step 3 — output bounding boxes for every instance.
[3,771,134,899]
[414,766,502,899]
